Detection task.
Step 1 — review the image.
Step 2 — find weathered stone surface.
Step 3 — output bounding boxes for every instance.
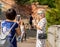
[48,25,60,47]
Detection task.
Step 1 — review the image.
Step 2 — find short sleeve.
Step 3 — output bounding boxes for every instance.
[1,21,5,28]
[15,23,19,28]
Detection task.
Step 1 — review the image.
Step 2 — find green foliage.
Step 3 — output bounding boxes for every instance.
[14,0,56,8]
[15,0,30,5]
[46,0,60,27]
[37,0,56,8]
[46,8,60,27]
[14,0,37,5]
[14,0,60,26]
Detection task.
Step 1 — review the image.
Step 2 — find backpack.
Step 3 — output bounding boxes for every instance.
[0,23,16,47]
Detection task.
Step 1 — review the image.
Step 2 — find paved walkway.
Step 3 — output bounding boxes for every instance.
[17,38,36,47]
[17,29,36,47]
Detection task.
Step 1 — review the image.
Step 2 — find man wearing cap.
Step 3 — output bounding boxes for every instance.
[34,10,47,47]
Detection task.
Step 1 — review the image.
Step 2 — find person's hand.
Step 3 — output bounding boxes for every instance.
[33,22,36,25]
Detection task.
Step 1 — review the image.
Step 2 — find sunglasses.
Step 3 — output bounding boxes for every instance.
[37,13,43,15]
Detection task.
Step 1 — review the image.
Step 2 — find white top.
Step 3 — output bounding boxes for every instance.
[37,18,47,34]
[20,25,25,33]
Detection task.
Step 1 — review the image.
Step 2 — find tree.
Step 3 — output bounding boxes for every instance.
[46,0,60,26]
[15,0,28,5]
[14,0,60,26]
[14,0,56,8]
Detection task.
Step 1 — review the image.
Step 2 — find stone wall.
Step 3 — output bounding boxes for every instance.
[48,25,60,47]
[0,0,15,11]
[0,0,48,19]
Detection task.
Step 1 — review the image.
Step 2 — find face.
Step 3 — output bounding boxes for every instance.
[39,13,45,17]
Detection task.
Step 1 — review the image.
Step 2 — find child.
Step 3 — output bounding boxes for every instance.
[20,21,26,42]
[1,8,21,47]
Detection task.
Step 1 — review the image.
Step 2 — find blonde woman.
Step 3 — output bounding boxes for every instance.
[34,10,47,47]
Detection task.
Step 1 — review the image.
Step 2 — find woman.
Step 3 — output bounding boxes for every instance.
[34,10,47,47]
[1,8,21,47]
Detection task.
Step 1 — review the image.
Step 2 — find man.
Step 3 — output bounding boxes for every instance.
[34,9,47,47]
[29,14,33,28]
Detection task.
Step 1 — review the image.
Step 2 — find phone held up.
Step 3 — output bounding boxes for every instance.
[16,15,21,21]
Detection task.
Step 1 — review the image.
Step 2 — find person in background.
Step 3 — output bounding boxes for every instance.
[20,21,26,42]
[33,9,47,47]
[1,8,21,47]
[29,14,33,29]
[16,15,21,24]
[16,15,21,42]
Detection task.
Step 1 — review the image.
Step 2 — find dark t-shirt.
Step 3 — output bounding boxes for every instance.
[29,16,33,25]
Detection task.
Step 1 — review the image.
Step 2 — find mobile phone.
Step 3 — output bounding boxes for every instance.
[16,15,21,21]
